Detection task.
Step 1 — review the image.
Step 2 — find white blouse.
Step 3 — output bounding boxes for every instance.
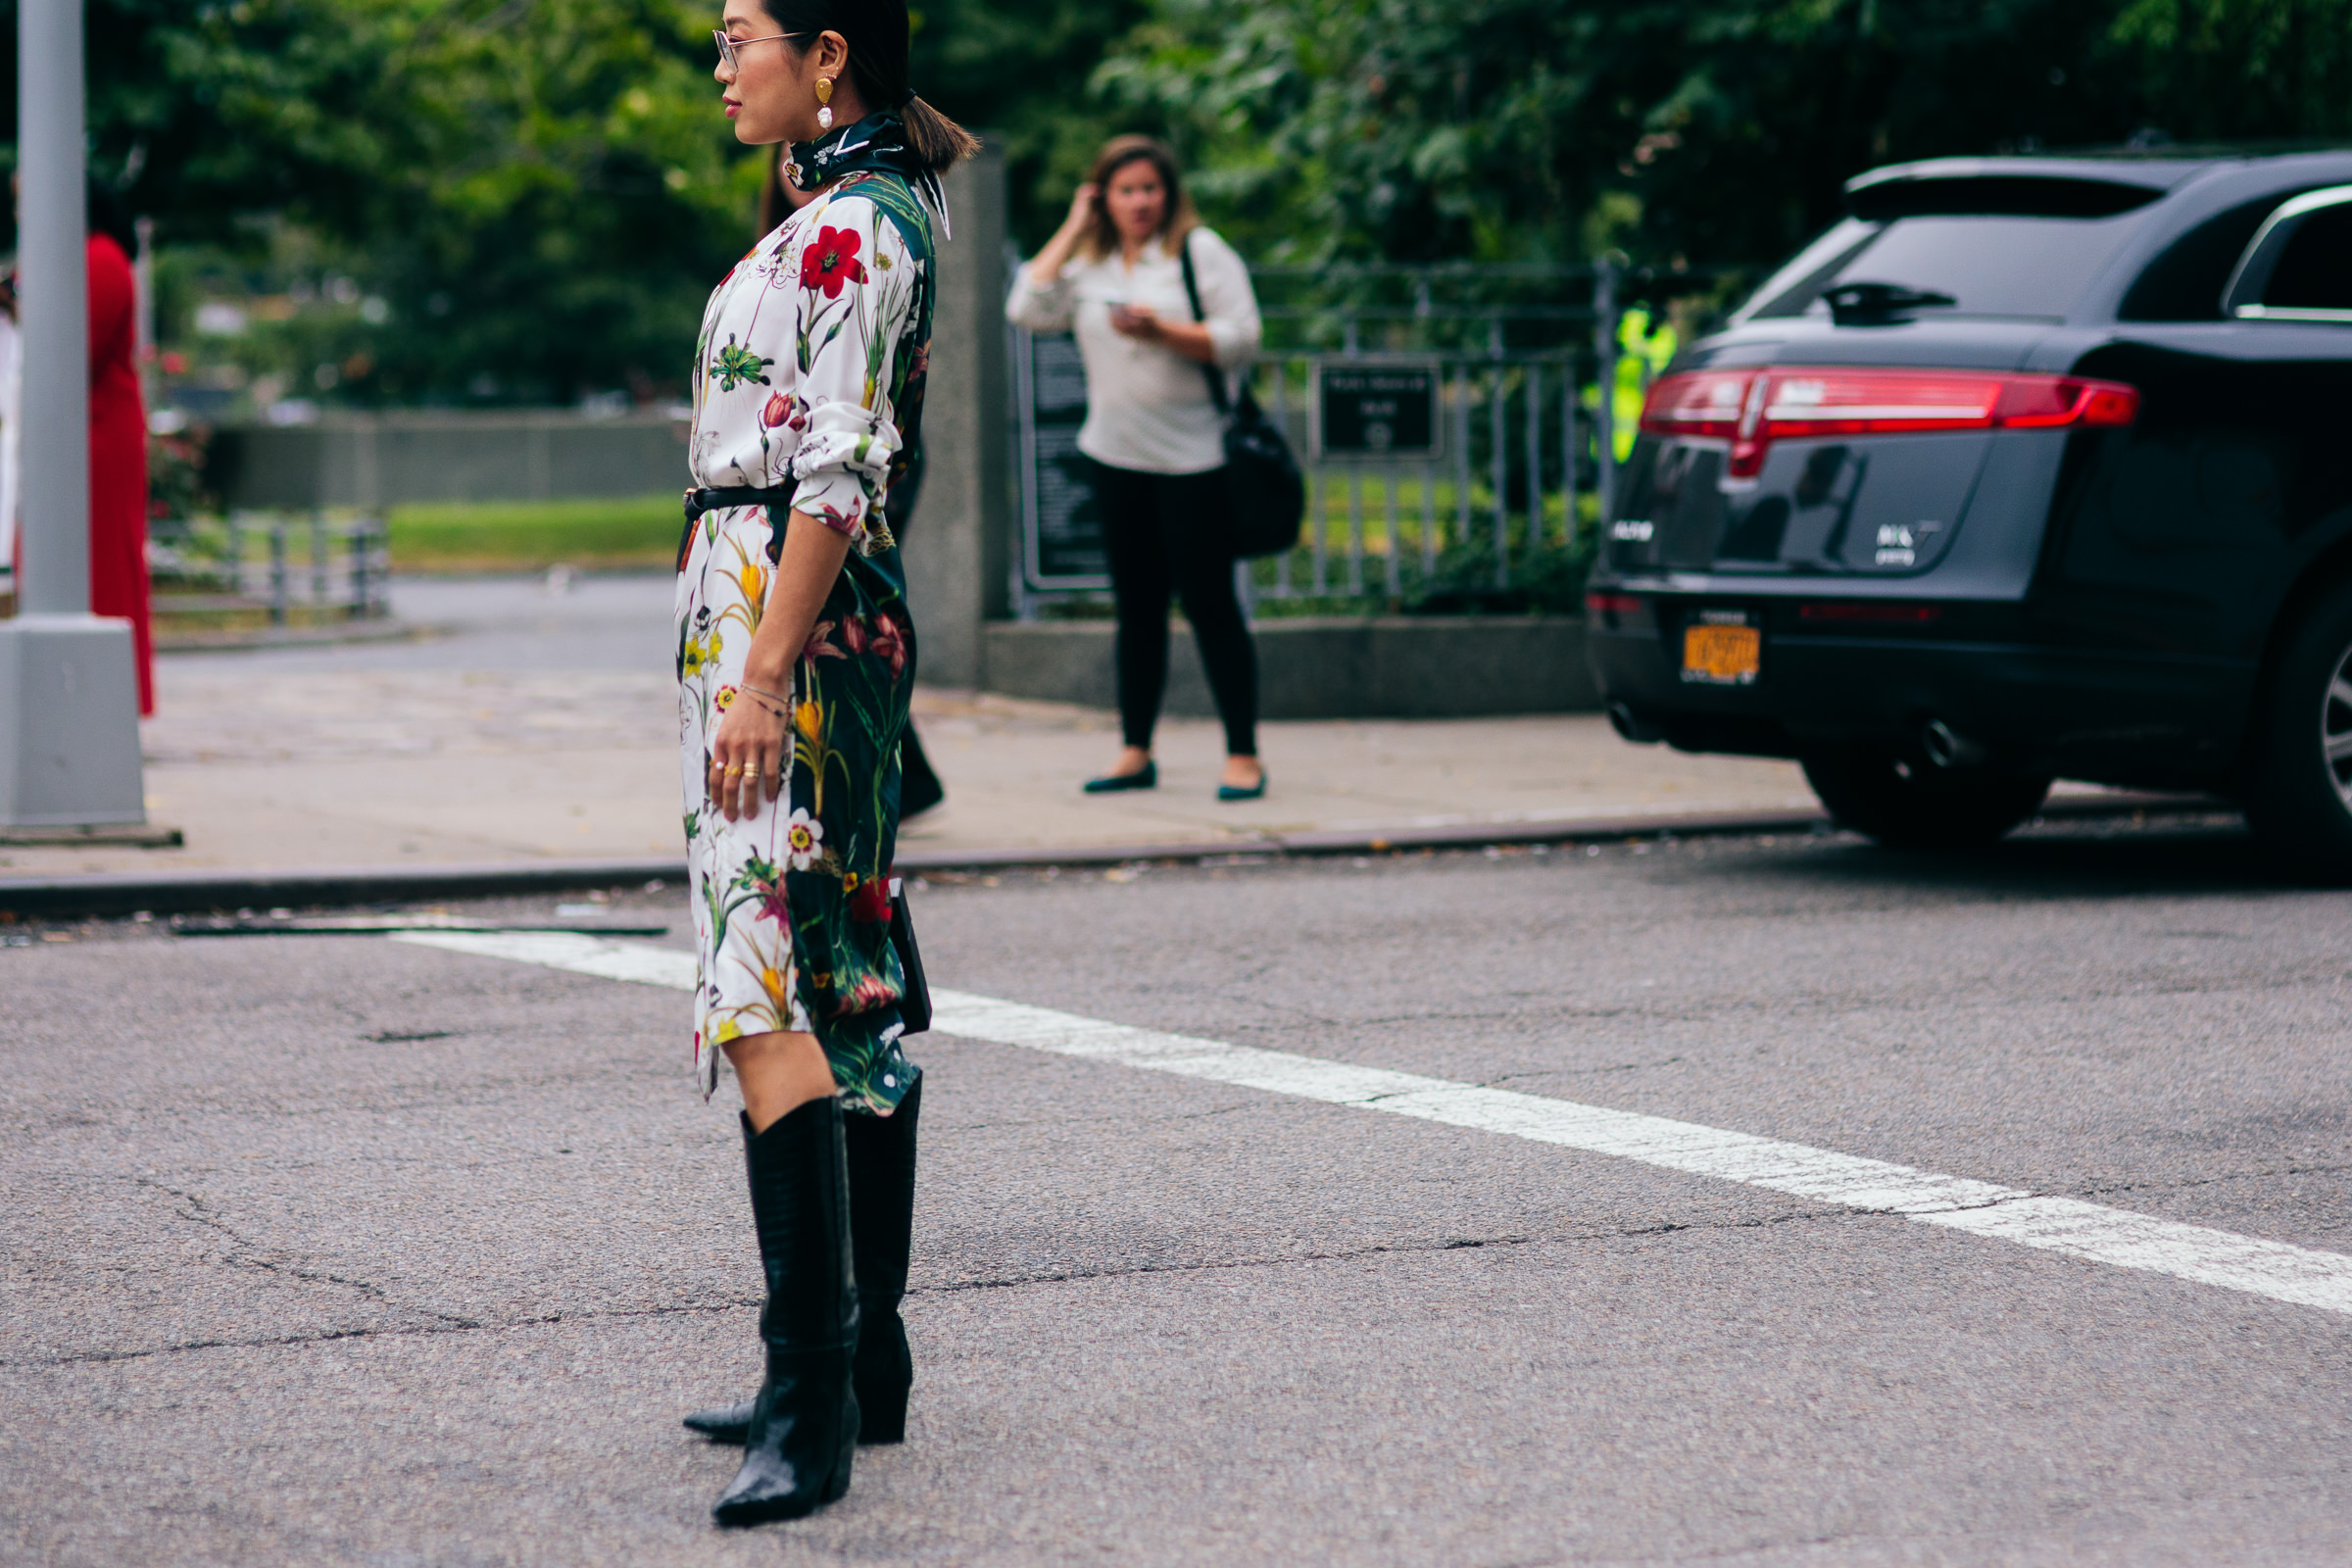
[688,183,924,555]
[1004,226,1262,475]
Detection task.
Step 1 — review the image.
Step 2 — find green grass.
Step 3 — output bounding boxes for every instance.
[386,494,683,573]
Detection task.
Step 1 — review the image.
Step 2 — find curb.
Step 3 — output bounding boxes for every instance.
[0,793,2232,920]
[153,619,429,655]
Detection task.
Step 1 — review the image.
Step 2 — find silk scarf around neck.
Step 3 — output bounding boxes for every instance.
[784,110,951,238]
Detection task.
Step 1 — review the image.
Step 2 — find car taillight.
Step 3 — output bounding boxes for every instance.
[1586,591,1643,616]
[1640,368,2138,478]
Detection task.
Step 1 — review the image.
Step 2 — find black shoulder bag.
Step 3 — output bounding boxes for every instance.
[889,876,930,1035]
[1178,232,1306,560]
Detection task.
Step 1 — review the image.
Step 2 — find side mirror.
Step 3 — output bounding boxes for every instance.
[2221,184,2352,323]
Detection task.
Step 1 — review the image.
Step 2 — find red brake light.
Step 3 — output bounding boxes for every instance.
[1586,591,1642,616]
[1640,368,2139,477]
[1638,370,1750,441]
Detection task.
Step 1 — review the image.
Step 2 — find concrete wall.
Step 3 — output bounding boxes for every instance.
[982,615,1600,719]
[213,411,691,511]
[898,143,1010,690]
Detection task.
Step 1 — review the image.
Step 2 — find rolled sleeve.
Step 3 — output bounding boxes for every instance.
[784,195,913,553]
[791,399,897,542]
[1004,261,1076,333]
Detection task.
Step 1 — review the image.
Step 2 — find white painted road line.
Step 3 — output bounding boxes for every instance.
[397,929,2352,1320]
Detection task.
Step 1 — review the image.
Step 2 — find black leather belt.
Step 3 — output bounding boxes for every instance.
[682,485,796,522]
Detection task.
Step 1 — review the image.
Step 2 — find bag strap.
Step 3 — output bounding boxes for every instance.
[1176,230,1232,416]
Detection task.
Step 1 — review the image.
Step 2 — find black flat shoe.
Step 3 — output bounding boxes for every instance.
[1216,769,1267,802]
[1083,760,1156,794]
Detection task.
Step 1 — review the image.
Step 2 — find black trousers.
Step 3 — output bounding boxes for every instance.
[1090,459,1258,758]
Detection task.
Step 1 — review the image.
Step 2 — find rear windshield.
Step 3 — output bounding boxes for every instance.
[1736,212,2149,323]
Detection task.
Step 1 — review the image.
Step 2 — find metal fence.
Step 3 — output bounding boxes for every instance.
[150,512,392,625]
[1008,258,1746,618]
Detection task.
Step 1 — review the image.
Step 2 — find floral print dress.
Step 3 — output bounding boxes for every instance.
[676,115,935,1115]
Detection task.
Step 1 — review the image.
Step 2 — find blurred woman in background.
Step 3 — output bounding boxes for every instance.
[1005,136,1267,801]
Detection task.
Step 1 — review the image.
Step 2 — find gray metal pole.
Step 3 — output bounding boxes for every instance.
[0,0,148,828]
[19,0,89,617]
[1592,258,1620,524]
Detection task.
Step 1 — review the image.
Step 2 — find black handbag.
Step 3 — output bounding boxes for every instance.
[1178,233,1306,560]
[888,876,930,1036]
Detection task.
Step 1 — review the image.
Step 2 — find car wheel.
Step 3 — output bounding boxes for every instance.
[2244,577,2352,885]
[1799,747,2053,849]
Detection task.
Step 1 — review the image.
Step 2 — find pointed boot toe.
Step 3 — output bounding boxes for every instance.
[682,1397,758,1444]
[710,1365,857,1526]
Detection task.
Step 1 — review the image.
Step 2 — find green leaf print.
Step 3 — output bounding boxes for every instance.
[710,333,774,392]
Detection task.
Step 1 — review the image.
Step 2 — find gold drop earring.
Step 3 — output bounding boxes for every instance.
[814,75,834,131]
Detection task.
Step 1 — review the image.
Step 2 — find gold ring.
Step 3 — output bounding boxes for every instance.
[722,764,743,775]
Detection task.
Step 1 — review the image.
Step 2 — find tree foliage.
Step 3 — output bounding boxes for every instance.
[17,0,755,402]
[1096,0,2352,270]
[15,0,2351,404]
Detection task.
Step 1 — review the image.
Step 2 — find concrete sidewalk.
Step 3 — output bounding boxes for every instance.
[0,572,1820,883]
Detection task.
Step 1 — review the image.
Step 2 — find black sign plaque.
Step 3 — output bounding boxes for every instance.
[1015,332,1110,589]
[1311,358,1443,463]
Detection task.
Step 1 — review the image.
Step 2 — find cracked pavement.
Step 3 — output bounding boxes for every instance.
[6,815,2352,1564]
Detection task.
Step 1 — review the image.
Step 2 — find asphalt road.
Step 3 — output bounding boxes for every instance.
[7,812,2352,1566]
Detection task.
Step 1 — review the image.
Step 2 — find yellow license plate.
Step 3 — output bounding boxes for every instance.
[1682,621,1761,685]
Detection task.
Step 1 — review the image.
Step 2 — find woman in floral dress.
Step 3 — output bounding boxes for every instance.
[676,0,973,1527]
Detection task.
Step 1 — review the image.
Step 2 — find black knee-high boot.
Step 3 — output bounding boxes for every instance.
[710,1099,858,1528]
[845,1072,920,1442]
[685,1078,922,1446]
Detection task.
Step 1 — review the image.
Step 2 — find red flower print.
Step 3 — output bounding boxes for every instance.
[761,393,791,428]
[866,609,908,680]
[849,876,892,924]
[800,226,867,297]
[832,971,896,1017]
[803,620,845,662]
[840,616,868,655]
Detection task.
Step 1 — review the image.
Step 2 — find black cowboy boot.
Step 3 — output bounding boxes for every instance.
[709,1099,859,1528]
[684,1075,923,1446]
[845,1072,921,1442]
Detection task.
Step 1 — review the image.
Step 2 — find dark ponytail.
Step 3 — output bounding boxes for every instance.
[899,95,980,173]
[759,0,978,174]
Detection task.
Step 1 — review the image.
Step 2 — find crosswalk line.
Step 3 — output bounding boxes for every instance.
[396,928,2352,1320]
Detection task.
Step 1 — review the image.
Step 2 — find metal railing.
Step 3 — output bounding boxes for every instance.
[1007,257,1746,617]
[150,512,392,625]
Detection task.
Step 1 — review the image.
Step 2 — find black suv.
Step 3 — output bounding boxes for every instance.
[1586,151,2352,878]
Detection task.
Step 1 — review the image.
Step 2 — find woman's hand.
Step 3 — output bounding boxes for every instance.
[1111,304,1220,365]
[1108,302,1161,340]
[1027,183,1100,287]
[707,685,788,822]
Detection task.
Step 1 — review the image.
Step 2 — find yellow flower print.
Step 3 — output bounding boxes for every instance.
[712,1017,744,1044]
[714,685,738,711]
[795,701,824,743]
[682,630,724,677]
[737,563,769,606]
[760,965,791,1011]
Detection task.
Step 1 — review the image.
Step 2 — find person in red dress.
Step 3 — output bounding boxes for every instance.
[86,185,153,714]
